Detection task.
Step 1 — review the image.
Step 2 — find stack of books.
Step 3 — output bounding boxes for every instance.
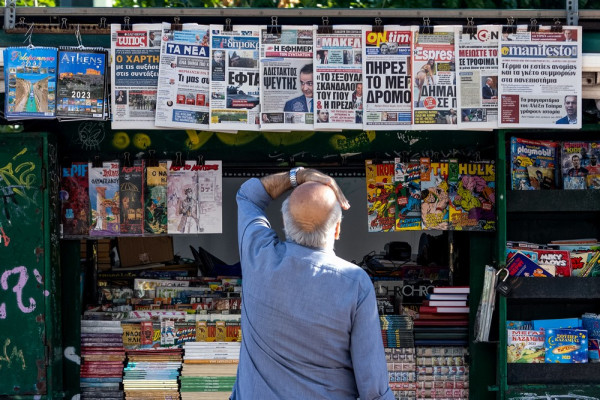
[414,286,469,347]
[123,348,182,399]
[380,314,414,348]
[80,320,125,400]
[385,347,417,399]
[180,342,240,400]
[415,346,469,399]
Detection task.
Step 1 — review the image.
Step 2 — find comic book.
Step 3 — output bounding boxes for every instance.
[60,162,90,236]
[196,161,223,234]
[89,161,120,236]
[583,141,600,189]
[510,137,559,190]
[421,160,449,230]
[120,160,144,235]
[449,160,496,231]
[167,160,199,234]
[505,248,572,277]
[507,329,545,363]
[145,160,168,234]
[366,160,396,232]
[394,158,421,231]
[545,328,588,363]
[561,141,590,190]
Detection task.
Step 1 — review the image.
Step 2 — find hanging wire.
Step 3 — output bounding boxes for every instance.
[23,23,34,49]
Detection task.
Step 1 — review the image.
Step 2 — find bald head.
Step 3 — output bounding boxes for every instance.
[282,182,342,249]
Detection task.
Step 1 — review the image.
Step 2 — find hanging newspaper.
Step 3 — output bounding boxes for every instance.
[498,25,582,129]
[457,25,500,130]
[3,47,57,120]
[314,25,365,130]
[110,23,162,129]
[412,26,459,129]
[260,25,314,131]
[363,26,413,129]
[209,24,261,132]
[155,23,211,130]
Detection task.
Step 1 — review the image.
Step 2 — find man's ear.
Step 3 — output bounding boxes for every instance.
[334,220,341,240]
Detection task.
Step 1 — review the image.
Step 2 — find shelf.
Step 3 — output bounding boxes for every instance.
[508,363,600,384]
[506,383,600,398]
[507,277,600,299]
[507,190,600,213]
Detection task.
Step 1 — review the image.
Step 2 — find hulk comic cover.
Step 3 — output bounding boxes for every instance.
[394,158,421,231]
[366,160,396,232]
[449,160,495,231]
[421,159,449,230]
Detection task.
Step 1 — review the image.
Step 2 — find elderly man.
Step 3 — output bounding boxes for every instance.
[232,168,393,400]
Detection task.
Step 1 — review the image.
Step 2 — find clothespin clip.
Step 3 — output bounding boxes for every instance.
[223,18,233,32]
[268,16,281,35]
[147,150,158,167]
[527,18,539,33]
[123,152,132,168]
[462,17,476,35]
[551,18,563,33]
[318,17,333,34]
[419,17,433,35]
[171,16,182,32]
[502,17,516,35]
[174,152,184,168]
[372,17,383,33]
[122,16,132,31]
[197,154,205,166]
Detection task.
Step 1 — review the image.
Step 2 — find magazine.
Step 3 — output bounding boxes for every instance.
[449,160,495,231]
[89,161,120,236]
[394,158,421,230]
[421,160,449,230]
[510,137,559,190]
[561,141,590,190]
[366,160,396,232]
[507,329,545,363]
[145,160,168,234]
[60,162,90,237]
[120,160,144,235]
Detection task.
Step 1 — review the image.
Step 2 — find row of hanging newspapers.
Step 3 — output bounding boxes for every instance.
[110,23,583,132]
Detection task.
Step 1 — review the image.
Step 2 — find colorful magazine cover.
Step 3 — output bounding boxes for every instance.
[394,158,421,231]
[526,166,556,190]
[421,160,449,230]
[561,141,590,190]
[145,160,168,234]
[167,160,199,234]
[366,160,396,232]
[3,47,58,120]
[56,48,107,120]
[89,161,120,236]
[449,160,496,231]
[510,137,559,190]
[196,161,223,234]
[60,162,90,236]
[120,160,144,235]
[507,329,545,363]
[545,328,588,363]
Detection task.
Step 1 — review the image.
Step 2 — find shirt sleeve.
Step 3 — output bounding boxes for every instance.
[350,276,395,400]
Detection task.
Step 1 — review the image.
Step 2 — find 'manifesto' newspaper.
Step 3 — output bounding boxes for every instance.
[154,23,210,130]
[457,25,499,130]
[412,26,459,129]
[209,25,261,132]
[498,25,582,129]
[314,25,365,130]
[111,23,162,130]
[260,25,314,131]
[363,26,413,130]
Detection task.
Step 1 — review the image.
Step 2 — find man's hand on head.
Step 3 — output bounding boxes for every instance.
[297,168,351,210]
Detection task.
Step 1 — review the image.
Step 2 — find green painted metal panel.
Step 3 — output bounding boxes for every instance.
[0,135,48,396]
[507,384,600,399]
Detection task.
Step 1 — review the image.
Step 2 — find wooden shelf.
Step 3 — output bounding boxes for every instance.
[507,190,600,213]
[508,363,600,384]
[507,277,600,300]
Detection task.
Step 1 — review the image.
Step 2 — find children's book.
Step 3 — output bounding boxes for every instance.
[449,160,495,231]
[505,248,572,277]
[421,160,449,230]
[394,158,421,231]
[561,141,590,190]
[366,160,396,232]
[89,161,120,236]
[145,160,168,234]
[120,160,144,235]
[571,251,599,277]
[167,160,199,234]
[507,329,545,363]
[545,328,588,363]
[60,162,90,236]
[56,48,108,120]
[506,252,553,277]
[510,137,559,190]
[3,47,58,120]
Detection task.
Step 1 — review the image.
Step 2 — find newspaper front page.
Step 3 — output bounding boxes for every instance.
[155,23,210,130]
[498,25,582,129]
[457,25,500,130]
[260,25,314,131]
[412,26,459,129]
[363,26,413,130]
[314,25,365,130]
[111,23,162,129]
[209,25,261,132]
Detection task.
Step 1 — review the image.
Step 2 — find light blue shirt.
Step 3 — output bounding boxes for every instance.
[231,178,393,400]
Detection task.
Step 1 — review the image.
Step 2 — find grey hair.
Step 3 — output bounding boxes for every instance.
[281,196,342,249]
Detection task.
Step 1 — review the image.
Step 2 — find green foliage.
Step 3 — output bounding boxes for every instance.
[5,0,56,5]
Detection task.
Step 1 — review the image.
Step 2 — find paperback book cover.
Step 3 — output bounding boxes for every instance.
[394,158,421,231]
[145,160,168,234]
[89,161,120,236]
[421,160,449,230]
[561,141,590,190]
[120,160,144,235]
[507,329,545,363]
[505,248,572,277]
[545,328,588,363]
[167,160,198,234]
[506,252,554,277]
[60,162,90,236]
[449,160,495,231]
[56,48,107,120]
[510,137,559,190]
[366,160,396,232]
[3,47,58,120]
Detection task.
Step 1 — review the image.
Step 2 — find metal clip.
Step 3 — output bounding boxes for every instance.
[372,17,383,33]
[23,23,35,49]
[420,17,432,35]
[551,18,564,33]
[123,16,132,31]
[462,17,476,35]
[318,16,333,34]
[224,18,233,32]
[268,16,281,35]
[528,18,539,32]
[171,16,182,31]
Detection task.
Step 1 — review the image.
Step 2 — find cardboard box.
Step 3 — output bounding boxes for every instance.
[118,236,174,267]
